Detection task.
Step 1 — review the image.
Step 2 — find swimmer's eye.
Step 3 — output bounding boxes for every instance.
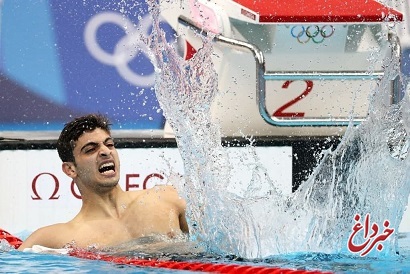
[105,142,115,148]
[81,139,115,154]
[84,146,97,154]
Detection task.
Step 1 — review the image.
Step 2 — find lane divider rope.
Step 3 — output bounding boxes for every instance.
[0,228,331,274]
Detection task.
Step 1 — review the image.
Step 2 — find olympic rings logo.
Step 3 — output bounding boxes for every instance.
[290,25,335,44]
[84,11,167,87]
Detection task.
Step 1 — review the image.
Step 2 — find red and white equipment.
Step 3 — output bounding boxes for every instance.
[160,0,403,137]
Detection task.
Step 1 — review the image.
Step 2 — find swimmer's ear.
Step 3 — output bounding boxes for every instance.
[62,162,77,178]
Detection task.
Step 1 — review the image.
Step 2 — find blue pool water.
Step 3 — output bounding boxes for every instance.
[1,233,410,273]
[0,250,187,273]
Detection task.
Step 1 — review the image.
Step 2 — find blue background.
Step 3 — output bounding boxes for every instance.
[0,0,172,131]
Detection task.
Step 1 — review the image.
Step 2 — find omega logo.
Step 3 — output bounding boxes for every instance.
[31,172,164,200]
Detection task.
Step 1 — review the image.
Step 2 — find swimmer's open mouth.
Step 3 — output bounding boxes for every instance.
[99,162,115,174]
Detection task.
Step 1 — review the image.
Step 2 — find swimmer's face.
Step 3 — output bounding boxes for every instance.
[70,128,120,191]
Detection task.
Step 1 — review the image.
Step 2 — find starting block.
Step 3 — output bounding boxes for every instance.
[160,0,403,137]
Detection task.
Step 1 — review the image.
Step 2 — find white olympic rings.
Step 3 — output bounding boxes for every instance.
[290,25,335,44]
[84,11,159,87]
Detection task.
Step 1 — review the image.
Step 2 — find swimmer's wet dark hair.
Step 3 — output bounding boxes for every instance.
[57,114,112,162]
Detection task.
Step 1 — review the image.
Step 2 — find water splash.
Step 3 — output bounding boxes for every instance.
[283,41,410,255]
[146,0,257,256]
[0,239,14,252]
[146,0,410,258]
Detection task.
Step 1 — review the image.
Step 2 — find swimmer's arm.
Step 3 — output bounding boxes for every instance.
[171,187,189,234]
[179,210,189,234]
[160,185,190,234]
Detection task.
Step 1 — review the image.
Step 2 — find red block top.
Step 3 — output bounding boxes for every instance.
[232,0,403,23]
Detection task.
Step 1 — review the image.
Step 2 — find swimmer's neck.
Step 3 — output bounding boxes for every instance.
[78,186,129,219]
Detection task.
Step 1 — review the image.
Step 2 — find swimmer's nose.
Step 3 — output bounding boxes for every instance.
[99,144,112,157]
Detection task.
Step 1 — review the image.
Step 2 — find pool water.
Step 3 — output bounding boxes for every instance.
[0,250,189,273]
[261,233,410,273]
[1,233,410,273]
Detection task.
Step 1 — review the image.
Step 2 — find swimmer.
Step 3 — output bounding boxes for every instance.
[18,114,189,251]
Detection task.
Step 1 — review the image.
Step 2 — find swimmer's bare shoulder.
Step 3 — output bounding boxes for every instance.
[129,185,186,208]
[17,223,70,250]
[129,185,189,233]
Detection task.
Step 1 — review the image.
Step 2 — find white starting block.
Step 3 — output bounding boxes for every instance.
[160,0,403,137]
